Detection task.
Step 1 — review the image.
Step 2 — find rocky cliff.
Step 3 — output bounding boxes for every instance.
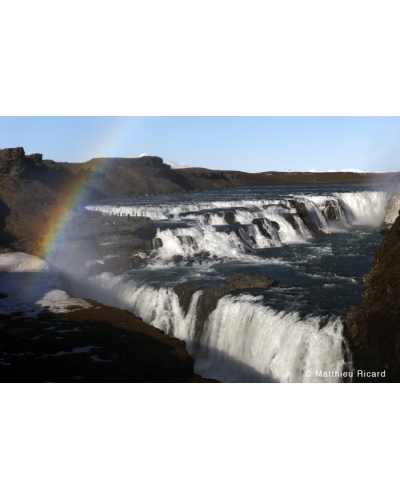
[0,147,43,176]
[43,154,196,198]
[384,173,400,224]
[0,148,215,382]
[0,148,175,256]
[344,205,400,382]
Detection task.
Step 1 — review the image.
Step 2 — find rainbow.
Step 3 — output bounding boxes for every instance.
[39,165,99,260]
[39,117,143,260]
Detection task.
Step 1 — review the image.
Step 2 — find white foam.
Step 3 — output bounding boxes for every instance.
[334,191,387,226]
[86,190,386,263]
[82,274,348,383]
[194,295,346,383]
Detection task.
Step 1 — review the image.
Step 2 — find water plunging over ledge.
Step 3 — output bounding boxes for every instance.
[58,183,387,382]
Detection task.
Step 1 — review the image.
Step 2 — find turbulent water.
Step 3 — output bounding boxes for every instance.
[82,183,387,383]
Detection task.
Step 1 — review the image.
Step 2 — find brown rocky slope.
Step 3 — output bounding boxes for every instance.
[0,299,216,383]
[0,148,213,382]
[343,212,400,382]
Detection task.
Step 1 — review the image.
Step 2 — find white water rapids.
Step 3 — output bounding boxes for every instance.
[70,274,348,383]
[61,188,388,382]
[87,190,387,262]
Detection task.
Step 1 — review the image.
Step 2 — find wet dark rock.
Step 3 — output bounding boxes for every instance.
[240,225,256,243]
[173,281,204,315]
[194,251,210,259]
[177,235,197,249]
[322,200,344,221]
[147,237,163,251]
[224,273,276,290]
[262,203,289,211]
[224,211,236,225]
[87,255,147,276]
[325,206,339,220]
[252,218,273,238]
[288,200,327,236]
[174,273,277,334]
[281,213,300,231]
[271,221,280,230]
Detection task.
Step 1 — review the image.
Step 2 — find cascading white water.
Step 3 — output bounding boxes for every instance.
[86,190,387,261]
[75,187,387,382]
[334,191,387,225]
[194,295,346,383]
[86,191,387,223]
[74,273,347,383]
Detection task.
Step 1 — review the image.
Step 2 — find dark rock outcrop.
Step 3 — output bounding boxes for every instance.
[322,200,344,221]
[387,173,400,199]
[0,147,168,260]
[252,218,272,238]
[343,214,400,382]
[44,154,196,198]
[174,273,277,333]
[47,211,158,276]
[0,298,216,382]
[0,147,28,176]
[384,173,400,224]
[224,211,236,224]
[288,199,327,236]
[0,173,67,255]
[281,213,300,231]
[224,273,276,290]
[173,282,204,315]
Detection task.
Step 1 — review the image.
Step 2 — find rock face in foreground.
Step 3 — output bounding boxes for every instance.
[343,214,400,382]
[384,174,400,224]
[0,299,216,382]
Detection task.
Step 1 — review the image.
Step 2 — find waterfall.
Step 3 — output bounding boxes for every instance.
[86,190,387,263]
[51,187,385,382]
[72,273,348,383]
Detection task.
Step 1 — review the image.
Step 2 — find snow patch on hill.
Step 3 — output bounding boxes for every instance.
[164,160,194,169]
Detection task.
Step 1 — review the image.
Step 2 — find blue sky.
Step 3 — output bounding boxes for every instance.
[0,116,399,173]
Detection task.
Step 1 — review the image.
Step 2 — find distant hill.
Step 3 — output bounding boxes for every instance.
[0,146,395,255]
